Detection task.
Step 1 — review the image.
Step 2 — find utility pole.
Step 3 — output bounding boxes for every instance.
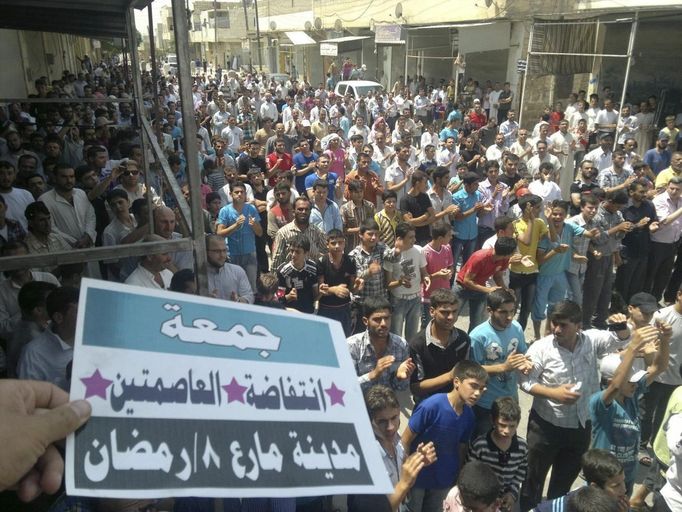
[213,0,218,70]
[253,0,263,72]
[241,0,253,72]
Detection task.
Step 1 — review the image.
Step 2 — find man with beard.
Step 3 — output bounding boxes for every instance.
[0,131,43,177]
[38,164,95,249]
[205,234,254,303]
[266,138,294,186]
[271,196,326,270]
[569,160,600,216]
[0,162,34,230]
[237,140,268,182]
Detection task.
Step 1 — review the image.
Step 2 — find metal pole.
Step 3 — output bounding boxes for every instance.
[517,22,534,128]
[241,0,252,72]
[171,0,209,295]
[214,0,218,70]
[403,30,409,86]
[615,12,639,151]
[148,6,159,101]
[126,8,155,235]
[253,0,263,72]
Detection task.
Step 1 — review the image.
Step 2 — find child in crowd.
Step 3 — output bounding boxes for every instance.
[276,235,318,314]
[318,228,357,335]
[442,460,502,512]
[468,397,528,511]
[401,360,488,512]
[421,224,454,327]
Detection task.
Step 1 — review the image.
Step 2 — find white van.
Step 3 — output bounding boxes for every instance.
[334,80,383,98]
[163,54,178,75]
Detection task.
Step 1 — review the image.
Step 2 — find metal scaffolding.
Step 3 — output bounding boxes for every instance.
[0,0,209,294]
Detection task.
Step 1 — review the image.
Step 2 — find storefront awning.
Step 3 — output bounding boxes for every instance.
[284,31,316,46]
[320,35,371,43]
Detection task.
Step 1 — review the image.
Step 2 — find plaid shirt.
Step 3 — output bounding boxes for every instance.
[597,167,633,190]
[0,219,26,246]
[271,221,327,270]
[341,199,375,251]
[348,242,389,303]
[591,203,625,256]
[346,330,410,391]
[520,329,628,428]
[238,112,256,141]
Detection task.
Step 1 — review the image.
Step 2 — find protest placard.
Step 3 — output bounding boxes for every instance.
[66,278,392,498]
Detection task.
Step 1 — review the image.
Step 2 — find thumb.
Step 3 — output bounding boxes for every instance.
[30,400,91,446]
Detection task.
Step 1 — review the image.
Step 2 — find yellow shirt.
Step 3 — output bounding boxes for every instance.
[511,217,548,274]
[655,166,682,189]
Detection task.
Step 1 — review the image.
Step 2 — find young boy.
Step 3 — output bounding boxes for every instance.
[375,190,402,248]
[347,385,435,512]
[401,360,488,512]
[318,229,357,335]
[384,222,430,341]
[276,235,318,314]
[468,397,528,512]
[254,272,285,309]
[590,322,670,494]
[421,224,454,327]
[532,449,629,512]
[442,460,502,512]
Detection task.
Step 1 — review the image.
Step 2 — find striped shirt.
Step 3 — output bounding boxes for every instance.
[468,431,528,500]
[375,209,401,248]
[348,242,389,303]
[271,221,327,270]
[347,330,410,392]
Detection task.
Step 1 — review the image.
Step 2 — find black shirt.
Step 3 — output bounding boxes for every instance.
[409,326,470,402]
[400,192,433,246]
[568,180,600,216]
[621,200,657,258]
[237,155,267,179]
[318,254,357,307]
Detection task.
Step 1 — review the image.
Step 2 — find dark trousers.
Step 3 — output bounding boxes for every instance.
[255,233,269,274]
[645,241,678,301]
[317,303,352,336]
[582,253,612,329]
[473,404,493,438]
[664,242,682,302]
[615,253,648,302]
[652,492,673,512]
[521,410,591,512]
[640,381,677,447]
[476,225,495,250]
[509,272,537,330]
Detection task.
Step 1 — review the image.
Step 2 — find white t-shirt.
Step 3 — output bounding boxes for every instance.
[653,305,682,386]
[383,246,426,297]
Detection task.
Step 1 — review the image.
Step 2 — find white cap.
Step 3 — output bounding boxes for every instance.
[301,119,311,127]
[599,353,648,383]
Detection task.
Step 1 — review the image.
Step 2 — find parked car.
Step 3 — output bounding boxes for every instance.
[334,80,383,98]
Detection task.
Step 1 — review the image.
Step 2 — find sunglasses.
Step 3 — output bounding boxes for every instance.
[123,170,140,176]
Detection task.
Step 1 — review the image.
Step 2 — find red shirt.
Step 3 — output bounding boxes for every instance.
[469,110,487,130]
[456,248,509,288]
[266,151,293,186]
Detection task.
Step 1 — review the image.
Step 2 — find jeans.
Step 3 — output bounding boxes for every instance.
[665,242,682,302]
[230,252,258,292]
[566,268,586,304]
[509,272,537,330]
[450,237,477,270]
[390,295,422,340]
[406,486,450,512]
[532,272,568,321]
[453,283,487,333]
[521,410,591,511]
[317,303,352,336]
[582,252,613,329]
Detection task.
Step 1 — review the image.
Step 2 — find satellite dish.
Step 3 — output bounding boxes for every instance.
[314,17,323,30]
[395,3,403,18]
[305,21,313,31]
[334,19,343,31]
[269,21,277,31]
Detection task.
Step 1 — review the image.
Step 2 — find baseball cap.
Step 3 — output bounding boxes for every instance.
[517,194,541,209]
[600,353,648,383]
[515,187,530,199]
[658,132,670,141]
[301,120,311,127]
[629,292,659,314]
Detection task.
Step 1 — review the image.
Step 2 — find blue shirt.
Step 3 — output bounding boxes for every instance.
[310,199,343,233]
[304,171,339,197]
[469,320,527,409]
[452,189,482,241]
[293,152,319,194]
[538,222,585,275]
[408,393,475,489]
[217,203,259,255]
[643,147,672,175]
[447,109,462,123]
[439,126,459,142]
[589,378,647,489]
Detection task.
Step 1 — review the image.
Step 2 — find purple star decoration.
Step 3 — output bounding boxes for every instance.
[324,382,345,406]
[223,377,248,403]
[80,369,112,400]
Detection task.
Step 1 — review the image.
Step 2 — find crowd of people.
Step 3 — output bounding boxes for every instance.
[1,56,682,512]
